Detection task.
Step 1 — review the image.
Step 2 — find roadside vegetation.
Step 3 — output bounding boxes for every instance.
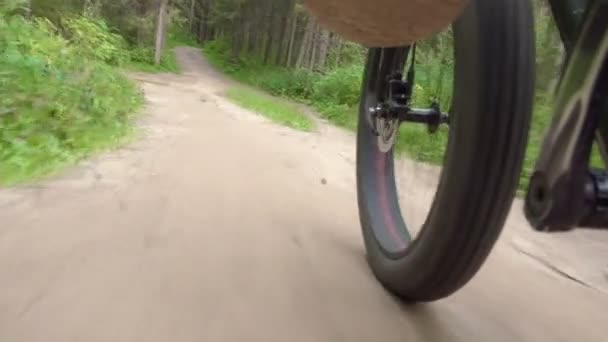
[225,87,314,131]
[1,0,587,192]
[0,0,189,185]
[190,0,567,191]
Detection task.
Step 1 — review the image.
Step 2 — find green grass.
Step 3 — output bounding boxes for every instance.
[224,87,314,132]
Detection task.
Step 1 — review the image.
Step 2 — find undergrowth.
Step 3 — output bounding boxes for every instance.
[127,45,180,73]
[0,10,143,185]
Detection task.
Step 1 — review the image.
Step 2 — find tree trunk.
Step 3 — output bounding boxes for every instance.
[296,16,314,69]
[83,0,101,16]
[231,5,244,62]
[232,30,242,61]
[241,2,250,53]
[247,6,258,54]
[249,4,261,54]
[248,27,257,53]
[135,0,148,46]
[199,0,210,42]
[332,35,343,68]
[308,22,319,71]
[83,0,91,15]
[274,0,294,65]
[197,10,204,42]
[286,13,298,67]
[273,17,288,65]
[263,2,276,64]
[316,29,330,71]
[189,0,196,30]
[154,0,168,65]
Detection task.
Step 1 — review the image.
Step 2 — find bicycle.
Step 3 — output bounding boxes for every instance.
[356,0,608,302]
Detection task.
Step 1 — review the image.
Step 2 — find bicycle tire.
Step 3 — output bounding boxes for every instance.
[356,0,535,302]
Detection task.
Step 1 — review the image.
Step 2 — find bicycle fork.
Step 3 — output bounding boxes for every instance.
[525,2,608,231]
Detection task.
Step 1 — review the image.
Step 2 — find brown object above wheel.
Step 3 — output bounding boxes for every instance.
[303,0,470,47]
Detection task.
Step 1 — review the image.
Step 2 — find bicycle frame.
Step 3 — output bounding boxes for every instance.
[524,0,608,231]
[549,0,588,51]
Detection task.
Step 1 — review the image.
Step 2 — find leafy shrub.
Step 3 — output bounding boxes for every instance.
[203,40,232,65]
[127,45,180,73]
[129,46,155,64]
[0,9,143,184]
[311,65,362,108]
[63,16,129,66]
[256,69,320,100]
[410,62,454,109]
[204,40,319,100]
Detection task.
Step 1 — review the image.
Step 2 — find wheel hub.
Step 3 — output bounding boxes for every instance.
[376,115,400,153]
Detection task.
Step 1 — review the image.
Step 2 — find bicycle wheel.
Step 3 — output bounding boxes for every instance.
[356,0,535,302]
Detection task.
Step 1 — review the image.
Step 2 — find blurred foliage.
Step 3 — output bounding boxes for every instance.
[63,16,130,65]
[0,3,143,184]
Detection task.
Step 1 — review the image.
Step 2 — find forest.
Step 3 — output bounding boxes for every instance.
[1,0,566,189]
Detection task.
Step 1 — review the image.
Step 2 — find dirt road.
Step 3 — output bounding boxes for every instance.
[1,47,607,342]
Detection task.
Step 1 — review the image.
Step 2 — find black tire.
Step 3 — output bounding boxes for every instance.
[356,0,535,302]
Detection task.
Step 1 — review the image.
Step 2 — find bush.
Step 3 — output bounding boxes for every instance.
[204,40,320,100]
[257,69,320,100]
[126,45,180,73]
[63,16,130,66]
[0,10,143,184]
[203,40,233,67]
[311,65,362,108]
[129,46,155,64]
